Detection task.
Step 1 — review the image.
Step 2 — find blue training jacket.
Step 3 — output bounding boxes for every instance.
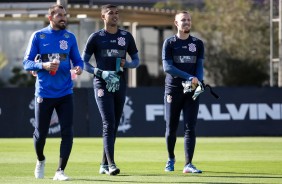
[162,35,204,91]
[23,25,84,98]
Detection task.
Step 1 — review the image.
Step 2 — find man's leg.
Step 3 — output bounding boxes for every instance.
[52,94,74,181]
[95,88,116,166]
[55,94,74,171]
[33,96,54,179]
[182,95,202,173]
[164,92,183,171]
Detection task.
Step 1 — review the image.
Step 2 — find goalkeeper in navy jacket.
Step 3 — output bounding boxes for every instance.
[23,4,83,181]
[82,4,139,176]
[162,11,204,174]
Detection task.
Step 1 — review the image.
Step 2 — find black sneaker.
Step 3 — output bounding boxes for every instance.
[109,164,120,175]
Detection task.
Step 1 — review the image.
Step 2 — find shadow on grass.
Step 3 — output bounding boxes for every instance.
[69,170,282,184]
[72,178,242,184]
[203,171,282,179]
[71,174,266,184]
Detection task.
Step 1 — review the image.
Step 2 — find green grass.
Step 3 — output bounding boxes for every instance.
[0,137,282,184]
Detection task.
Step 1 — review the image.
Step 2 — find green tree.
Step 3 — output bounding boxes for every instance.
[192,0,270,86]
[0,52,8,87]
[0,52,7,69]
[8,66,36,87]
[154,0,184,10]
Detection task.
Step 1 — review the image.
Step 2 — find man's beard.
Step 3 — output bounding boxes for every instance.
[59,24,66,30]
[56,21,67,30]
[109,22,118,27]
[184,29,190,34]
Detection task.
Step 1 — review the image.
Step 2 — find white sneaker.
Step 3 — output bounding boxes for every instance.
[53,170,70,181]
[34,159,45,179]
[99,164,109,174]
[183,163,202,173]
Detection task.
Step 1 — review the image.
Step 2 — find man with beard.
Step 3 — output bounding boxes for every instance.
[82,4,139,175]
[162,11,204,174]
[23,4,83,180]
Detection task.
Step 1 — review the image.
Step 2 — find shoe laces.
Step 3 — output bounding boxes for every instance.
[58,170,68,177]
[188,163,196,169]
[187,163,199,172]
[101,164,108,168]
[56,167,63,173]
[36,161,44,169]
[109,164,117,169]
[166,159,175,167]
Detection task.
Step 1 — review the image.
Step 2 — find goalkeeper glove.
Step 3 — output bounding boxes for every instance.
[192,81,205,100]
[94,68,120,92]
[182,80,195,94]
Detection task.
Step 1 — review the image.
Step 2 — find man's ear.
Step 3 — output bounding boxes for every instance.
[48,15,52,21]
[174,20,178,27]
[101,14,105,20]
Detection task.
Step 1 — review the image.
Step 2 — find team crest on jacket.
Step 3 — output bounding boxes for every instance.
[100,30,106,36]
[59,40,68,50]
[188,43,196,52]
[117,37,126,46]
[39,34,46,39]
[64,33,70,38]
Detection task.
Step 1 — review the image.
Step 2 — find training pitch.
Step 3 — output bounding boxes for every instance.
[0,137,281,184]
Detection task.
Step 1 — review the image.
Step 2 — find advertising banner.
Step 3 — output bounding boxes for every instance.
[0,87,281,137]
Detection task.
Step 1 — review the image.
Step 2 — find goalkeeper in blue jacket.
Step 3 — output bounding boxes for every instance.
[162,11,204,174]
[81,4,139,176]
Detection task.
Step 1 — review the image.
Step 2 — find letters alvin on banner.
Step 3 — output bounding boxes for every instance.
[146,103,282,121]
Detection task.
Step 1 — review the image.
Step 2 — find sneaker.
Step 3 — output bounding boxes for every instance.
[99,164,109,174]
[34,159,45,179]
[183,163,202,173]
[165,159,175,172]
[109,164,120,175]
[53,170,70,181]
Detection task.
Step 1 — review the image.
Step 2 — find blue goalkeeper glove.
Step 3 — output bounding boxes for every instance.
[95,68,120,92]
[106,80,120,92]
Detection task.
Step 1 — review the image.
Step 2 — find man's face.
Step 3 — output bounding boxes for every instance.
[49,7,67,30]
[102,7,119,27]
[175,13,191,34]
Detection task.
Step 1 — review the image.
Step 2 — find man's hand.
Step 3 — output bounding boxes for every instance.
[106,80,120,92]
[42,60,59,72]
[191,77,198,90]
[101,71,120,92]
[182,77,199,94]
[192,81,205,100]
[182,80,193,93]
[30,71,37,77]
[72,66,83,75]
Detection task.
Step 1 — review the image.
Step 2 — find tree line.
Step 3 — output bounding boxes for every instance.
[155,0,273,87]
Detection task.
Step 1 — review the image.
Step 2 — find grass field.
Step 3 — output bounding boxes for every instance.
[0,137,281,184]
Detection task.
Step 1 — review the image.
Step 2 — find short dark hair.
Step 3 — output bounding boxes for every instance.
[101,4,117,14]
[175,11,190,20]
[48,4,65,16]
